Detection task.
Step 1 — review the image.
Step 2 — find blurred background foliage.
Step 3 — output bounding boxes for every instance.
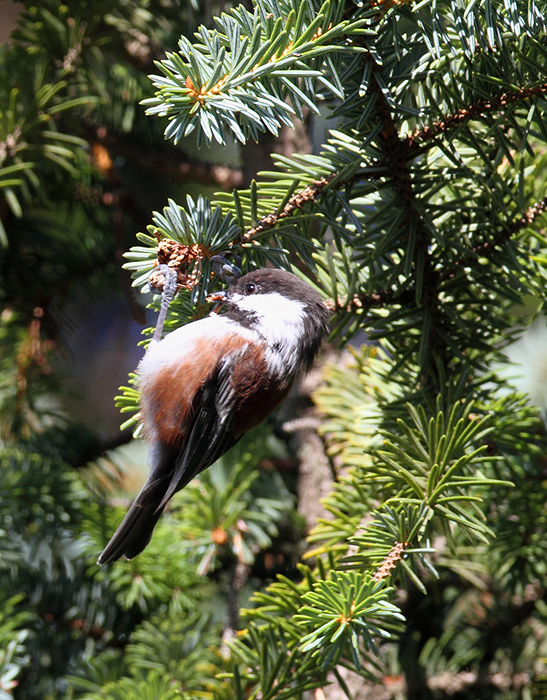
[1,0,547,699]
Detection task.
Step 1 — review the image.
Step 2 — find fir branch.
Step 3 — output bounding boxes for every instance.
[442,193,547,276]
[366,58,444,377]
[368,71,414,204]
[470,194,547,257]
[331,193,547,313]
[373,542,407,582]
[235,77,547,251]
[408,82,547,151]
[239,175,335,242]
[143,0,367,147]
[324,288,416,313]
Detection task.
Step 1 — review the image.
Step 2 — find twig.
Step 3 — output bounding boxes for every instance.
[324,288,416,314]
[408,82,547,151]
[240,176,334,242]
[440,194,547,278]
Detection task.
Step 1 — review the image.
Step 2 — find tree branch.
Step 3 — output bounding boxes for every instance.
[441,193,547,278]
[324,287,416,313]
[234,79,547,263]
[408,82,547,152]
[239,175,334,242]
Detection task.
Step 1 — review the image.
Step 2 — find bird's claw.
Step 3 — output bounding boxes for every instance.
[210,252,242,285]
[149,265,179,345]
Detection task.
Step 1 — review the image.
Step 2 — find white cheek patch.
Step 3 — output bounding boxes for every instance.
[138,291,306,395]
[231,292,306,376]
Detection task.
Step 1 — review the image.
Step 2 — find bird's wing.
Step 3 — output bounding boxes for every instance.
[157,353,240,509]
[97,349,243,565]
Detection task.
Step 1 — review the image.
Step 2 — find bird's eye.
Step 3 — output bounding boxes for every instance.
[245,283,256,295]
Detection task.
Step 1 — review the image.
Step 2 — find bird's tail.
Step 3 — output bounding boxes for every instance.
[98,441,179,565]
[97,498,165,565]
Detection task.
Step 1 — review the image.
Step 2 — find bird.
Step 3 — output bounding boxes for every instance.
[97,268,330,564]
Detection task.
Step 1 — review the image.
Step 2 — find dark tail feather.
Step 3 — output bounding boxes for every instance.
[98,442,179,565]
[97,498,165,565]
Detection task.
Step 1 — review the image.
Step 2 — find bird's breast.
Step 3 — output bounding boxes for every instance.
[229,349,293,435]
[138,324,293,447]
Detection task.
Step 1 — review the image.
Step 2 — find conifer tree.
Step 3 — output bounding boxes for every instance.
[1,0,547,699]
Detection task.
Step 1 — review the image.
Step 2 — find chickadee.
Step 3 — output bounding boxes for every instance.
[97,269,330,564]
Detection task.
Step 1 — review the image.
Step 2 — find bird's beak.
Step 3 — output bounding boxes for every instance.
[207,290,227,314]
